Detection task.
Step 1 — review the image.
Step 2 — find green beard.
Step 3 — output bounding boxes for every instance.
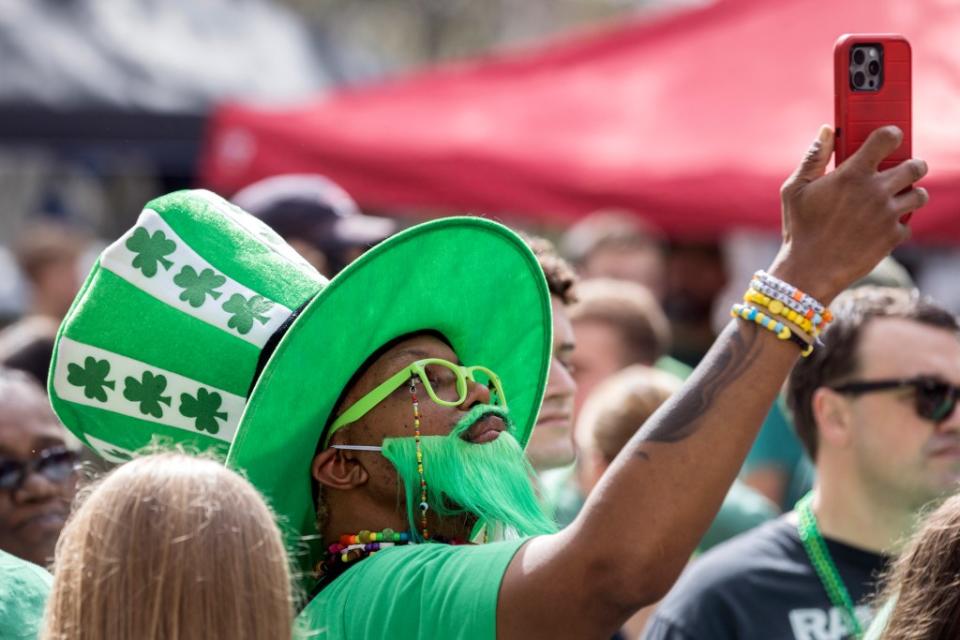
[382,405,558,542]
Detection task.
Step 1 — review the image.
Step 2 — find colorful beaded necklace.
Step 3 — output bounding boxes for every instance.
[410,377,430,540]
[796,492,864,639]
[315,527,469,589]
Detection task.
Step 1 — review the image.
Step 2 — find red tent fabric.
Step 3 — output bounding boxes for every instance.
[200,0,960,242]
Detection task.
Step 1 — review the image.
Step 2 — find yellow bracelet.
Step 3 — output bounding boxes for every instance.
[731,303,814,357]
[744,289,817,335]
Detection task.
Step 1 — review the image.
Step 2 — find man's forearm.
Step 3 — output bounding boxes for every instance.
[500,125,928,640]
[571,318,798,600]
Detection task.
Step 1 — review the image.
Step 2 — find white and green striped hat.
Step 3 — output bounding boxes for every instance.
[49,190,325,462]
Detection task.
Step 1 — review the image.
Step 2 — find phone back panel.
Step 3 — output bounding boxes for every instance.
[834,34,911,171]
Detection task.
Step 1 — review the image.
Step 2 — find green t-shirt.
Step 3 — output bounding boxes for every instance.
[0,550,52,640]
[295,539,527,640]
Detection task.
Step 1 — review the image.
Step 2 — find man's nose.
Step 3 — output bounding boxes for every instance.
[545,358,576,400]
[460,379,492,409]
[14,468,68,504]
[937,398,960,434]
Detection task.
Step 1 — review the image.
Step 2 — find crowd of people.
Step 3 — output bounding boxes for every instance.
[0,124,958,640]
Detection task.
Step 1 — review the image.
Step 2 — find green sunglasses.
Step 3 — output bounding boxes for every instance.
[325,358,506,447]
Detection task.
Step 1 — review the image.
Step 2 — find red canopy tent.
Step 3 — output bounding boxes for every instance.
[200,0,960,241]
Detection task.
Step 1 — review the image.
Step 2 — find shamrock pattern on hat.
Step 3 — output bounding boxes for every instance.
[222,293,274,335]
[126,227,176,278]
[54,337,245,445]
[179,388,228,434]
[123,371,173,419]
[66,356,116,402]
[174,266,226,308]
[102,209,292,348]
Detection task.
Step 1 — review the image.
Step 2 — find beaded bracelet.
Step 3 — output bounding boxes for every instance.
[731,303,814,357]
[750,280,830,333]
[753,271,833,329]
[744,289,818,335]
[744,299,818,350]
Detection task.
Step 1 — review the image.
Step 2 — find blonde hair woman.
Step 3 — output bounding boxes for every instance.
[866,494,960,640]
[42,453,293,640]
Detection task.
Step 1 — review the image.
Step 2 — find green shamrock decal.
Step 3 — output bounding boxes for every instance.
[222,293,273,335]
[173,266,226,308]
[125,227,176,277]
[123,371,172,419]
[179,388,228,434]
[66,356,115,402]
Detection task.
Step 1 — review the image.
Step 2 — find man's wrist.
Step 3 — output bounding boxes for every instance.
[766,254,843,306]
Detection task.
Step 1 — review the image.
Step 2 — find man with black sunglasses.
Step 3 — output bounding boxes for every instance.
[645,286,960,640]
[0,368,77,567]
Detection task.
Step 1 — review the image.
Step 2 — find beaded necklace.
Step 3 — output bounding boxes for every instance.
[796,492,864,639]
[314,527,469,592]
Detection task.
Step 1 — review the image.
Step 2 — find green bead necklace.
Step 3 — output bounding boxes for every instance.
[796,492,864,639]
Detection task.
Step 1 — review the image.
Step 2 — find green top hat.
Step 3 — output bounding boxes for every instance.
[50,189,553,583]
[49,190,325,462]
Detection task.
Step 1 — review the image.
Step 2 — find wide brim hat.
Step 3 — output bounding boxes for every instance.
[226,215,552,580]
[48,189,553,586]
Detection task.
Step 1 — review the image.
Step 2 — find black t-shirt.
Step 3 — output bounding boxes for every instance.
[643,515,889,640]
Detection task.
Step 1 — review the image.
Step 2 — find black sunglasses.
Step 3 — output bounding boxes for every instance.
[0,446,78,492]
[830,376,960,423]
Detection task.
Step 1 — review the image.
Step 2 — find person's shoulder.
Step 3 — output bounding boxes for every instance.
[0,551,52,640]
[647,517,801,638]
[688,515,800,580]
[298,540,528,639]
[655,517,799,610]
[0,550,51,594]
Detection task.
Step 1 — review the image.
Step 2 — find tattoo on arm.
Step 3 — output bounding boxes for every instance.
[634,324,762,458]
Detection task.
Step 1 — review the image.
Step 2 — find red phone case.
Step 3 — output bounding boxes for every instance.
[834,34,911,171]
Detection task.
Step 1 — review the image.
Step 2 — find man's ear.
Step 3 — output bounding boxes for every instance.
[812,387,853,450]
[312,448,369,490]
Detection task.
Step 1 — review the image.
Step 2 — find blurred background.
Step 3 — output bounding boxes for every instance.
[3,2,960,608]
[1,0,959,362]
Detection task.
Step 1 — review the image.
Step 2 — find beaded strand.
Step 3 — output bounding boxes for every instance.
[316,527,471,584]
[796,493,864,638]
[752,270,834,330]
[410,378,430,541]
[744,289,819,336]
[731,303,814,356]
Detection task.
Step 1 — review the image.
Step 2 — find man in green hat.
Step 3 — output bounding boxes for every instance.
[51,125,926,639]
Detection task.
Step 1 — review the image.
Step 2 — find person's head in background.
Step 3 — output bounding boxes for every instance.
[0,368,77,565]
[0,315,59,386]
[522,234,579,472]
[575,365,682,496]
[231,174,398,275]
[14,222,91,320]
[561,210,667,301]
[786,287,960,548]
[568,278,671,426]
[42,453,293,640]
[871,493,960,640]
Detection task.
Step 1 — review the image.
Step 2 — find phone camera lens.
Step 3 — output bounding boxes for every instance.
[853,49,866,65]
[868,60,880,75]
[853,71,866,88]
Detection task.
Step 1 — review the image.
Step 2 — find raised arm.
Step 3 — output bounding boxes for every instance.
[498,126,929,640]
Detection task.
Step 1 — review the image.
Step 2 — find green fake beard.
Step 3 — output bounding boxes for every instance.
[382,405,558,542]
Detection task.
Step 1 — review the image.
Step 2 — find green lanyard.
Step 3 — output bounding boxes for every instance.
[796,492,864,639]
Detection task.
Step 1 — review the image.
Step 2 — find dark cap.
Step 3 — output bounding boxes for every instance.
[231,174,397,255]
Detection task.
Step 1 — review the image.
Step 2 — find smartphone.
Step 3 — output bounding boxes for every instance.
[834,34,911,171]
